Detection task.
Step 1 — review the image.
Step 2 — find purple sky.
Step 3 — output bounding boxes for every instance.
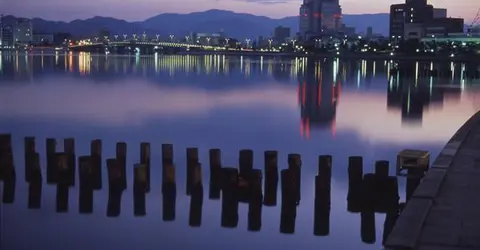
[2,0,477,22]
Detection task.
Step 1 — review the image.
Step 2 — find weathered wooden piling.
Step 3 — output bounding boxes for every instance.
[106,189,123,217]
[263,150,278,206]
[313,207,331,236]
[46,138,57,184]
[221,167,239,228]
[90,139,102,190]
[316,155,332,207]
[116,142,127,190]
[140,143,151,193]
[347,156,363,213]
[24,136,36,182]
[55,153,70,212]
[64,138,76,186]
[161,144,174,165]
[27,153,42,209]
[280,169,297,234]
[239,149,254,179]
[107,159,123,191]
[189,163,203,227]
[134,163,147,216]
[78,156,94,214]
[288,153,302,203]
[248,169,263,231]
[314,169,332,236]
[374,160,389,178]
[375,176,400,213]
[186,147,199,196]
[162,163,177,221]
[361,173,376,244]
[208,149,222,200]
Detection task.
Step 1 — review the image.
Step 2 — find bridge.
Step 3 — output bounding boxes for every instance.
[68,39,226,53]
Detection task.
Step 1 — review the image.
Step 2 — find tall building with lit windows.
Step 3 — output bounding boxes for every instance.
[299,0,342,40]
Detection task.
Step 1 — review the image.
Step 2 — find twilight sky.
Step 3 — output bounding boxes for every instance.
[1,0,477,22]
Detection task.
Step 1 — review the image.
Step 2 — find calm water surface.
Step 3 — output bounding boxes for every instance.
[1,52,480,250]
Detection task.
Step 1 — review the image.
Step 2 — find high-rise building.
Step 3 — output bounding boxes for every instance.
[13,18,33,44]
[1,15,14,49]
[299,0,342,40]
[274,26,290,43]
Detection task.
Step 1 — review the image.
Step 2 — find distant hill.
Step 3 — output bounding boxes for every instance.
[4,9,390,39]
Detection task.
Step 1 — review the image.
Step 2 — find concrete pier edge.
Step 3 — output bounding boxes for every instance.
[385,110,480,250]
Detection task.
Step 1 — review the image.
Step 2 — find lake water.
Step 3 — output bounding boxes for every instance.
[1,52,480,250]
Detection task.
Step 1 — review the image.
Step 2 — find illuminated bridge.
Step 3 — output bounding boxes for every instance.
[68,40,225,53]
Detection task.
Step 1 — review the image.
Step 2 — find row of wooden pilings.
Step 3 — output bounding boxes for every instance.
[0,135,422,243]
[389,68,480,79]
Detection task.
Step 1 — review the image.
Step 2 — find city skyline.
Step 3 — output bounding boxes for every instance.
[2,0,477,22]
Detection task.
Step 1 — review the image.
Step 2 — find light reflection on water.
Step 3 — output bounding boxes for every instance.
[0,53,479,250]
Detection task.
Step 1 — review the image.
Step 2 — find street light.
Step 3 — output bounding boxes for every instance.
[169,34,175,42]
[123,34,127,40]
[142,33,147,40]
[114,35,118,40]
[104,36,109,41]
[133,34,137,40]
[245,38,251,48]
[185,36,190,43]
[292,39,296,48]
[94,37,99,42]
[268,39,273,49]
[225,38,230,47]
[206,37,211,45]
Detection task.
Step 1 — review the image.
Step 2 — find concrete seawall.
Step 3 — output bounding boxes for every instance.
[386,110,480,250]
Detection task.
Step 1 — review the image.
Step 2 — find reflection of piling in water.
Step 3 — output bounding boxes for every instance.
[209,149,222,200]
[248,169,263,231]
[406,168,424,202]
[361,174,376,244]
[314,156,332,236]
[263,150,278,206]
[375,160,389,178]
[162,144,174,165]
[116,142,127,190]
[186,147,199,196]
[106,158,123,217]
[90,139,102,190]
[221,167,239,228]
[64,138,76,186]
[347,156,363,213]
[1,135,16,203]
[134,163,147,216]
[46,138,57,184]
[55,153,70,212]
[24,136,36,183]
[383,209,400,244]
[189,164,203,227]
[140,142,151,193]
[28,153,42,209]
[288,154,302,204]
[78,156,94,214]
[162,162,176,221]
[280,169,297,234]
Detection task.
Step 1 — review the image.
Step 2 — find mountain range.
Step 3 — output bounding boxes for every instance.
[3,9,391,39]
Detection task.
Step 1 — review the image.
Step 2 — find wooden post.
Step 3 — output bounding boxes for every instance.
[317,155,332,207]
[24,136,36,183]
[263,150,278,206]
[140,143,151,193]
[134,163,147,216]
[189,163,203,227]
[288,153,301,204]
[186,147,198,196]
[27,153,42,209]
[162,162,176,221]
[221,167,239,228]
[347,156,363,213]
[248,169,263,231]
[55,153,69,212]
[46,138,57,184]
[314,173,331,236]
[161,144,174,165]
[116,142,127,190]
[280,169,297,234]
[239,149,253,179]
[106,158,123,218]
[374,160,389,178]
[208,149,221,200]
[78,156,94,214]
[90,139,102,190]
[64,138,76,187]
